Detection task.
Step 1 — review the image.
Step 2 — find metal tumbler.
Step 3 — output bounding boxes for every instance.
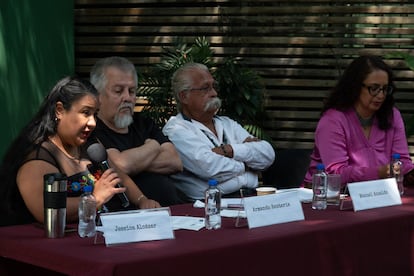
[44,173,67,238]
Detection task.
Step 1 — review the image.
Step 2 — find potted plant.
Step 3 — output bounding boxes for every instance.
[137,36,271,142]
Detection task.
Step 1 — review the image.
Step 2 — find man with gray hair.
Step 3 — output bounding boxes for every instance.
[163,62,275,201]
[90,56,184,206]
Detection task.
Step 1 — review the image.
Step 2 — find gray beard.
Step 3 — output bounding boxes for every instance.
[114,114,133,129]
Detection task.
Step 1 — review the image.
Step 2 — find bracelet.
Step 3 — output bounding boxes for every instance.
[137,194,145,203]
[220,144,228,157]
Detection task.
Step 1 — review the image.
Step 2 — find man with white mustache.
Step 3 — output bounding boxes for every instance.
[163,62,275,201]
[89,56,184,207]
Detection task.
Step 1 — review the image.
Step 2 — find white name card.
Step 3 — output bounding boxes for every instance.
[243,190,304,229]
[347,178,402,212]
[99,207,174,246]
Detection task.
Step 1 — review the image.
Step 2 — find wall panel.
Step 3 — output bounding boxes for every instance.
[74,0,414,153]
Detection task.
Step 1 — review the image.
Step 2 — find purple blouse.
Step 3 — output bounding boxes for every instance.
[303,107,414,185]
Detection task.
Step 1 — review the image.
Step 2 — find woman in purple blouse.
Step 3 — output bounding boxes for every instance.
[303,55,414,187]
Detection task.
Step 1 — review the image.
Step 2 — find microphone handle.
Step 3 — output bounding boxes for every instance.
[98,162,130,208]
[115,184,130,208]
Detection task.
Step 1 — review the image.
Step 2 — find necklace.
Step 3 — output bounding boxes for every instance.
[356,112,374,128]
[48,137,81,162]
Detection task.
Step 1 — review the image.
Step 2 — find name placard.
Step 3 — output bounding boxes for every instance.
[347,178,401,212]
[99,207,174,246]
[243,191,304,229]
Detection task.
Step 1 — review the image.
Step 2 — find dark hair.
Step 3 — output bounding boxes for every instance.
[0,76,97,221]
[322,55,395,130]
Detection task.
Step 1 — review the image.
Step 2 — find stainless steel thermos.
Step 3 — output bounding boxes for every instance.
[43,173,67,238]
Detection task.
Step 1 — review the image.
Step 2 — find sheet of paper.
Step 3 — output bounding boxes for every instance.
[171,216,205,231]
[220,209,246,218]
[276,188,313,203]
[193,198,244,209]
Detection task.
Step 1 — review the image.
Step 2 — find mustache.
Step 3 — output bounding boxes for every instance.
[117,102,134,113]
[204,97,222,112]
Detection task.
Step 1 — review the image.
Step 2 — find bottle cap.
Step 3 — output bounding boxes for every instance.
[208,179,218,186]
[316,163,325,170]
[83,185,93,193]
[392,153,400,159]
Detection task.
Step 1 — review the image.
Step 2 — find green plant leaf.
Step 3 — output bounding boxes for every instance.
[138,36,271,143]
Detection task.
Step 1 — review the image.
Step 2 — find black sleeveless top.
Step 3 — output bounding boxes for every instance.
[25,141,95,197]
[1,141,130,226]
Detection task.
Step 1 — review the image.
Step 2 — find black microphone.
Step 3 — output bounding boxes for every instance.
[86,143,130,208]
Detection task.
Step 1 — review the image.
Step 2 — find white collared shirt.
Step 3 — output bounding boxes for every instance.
[163,113,275,200]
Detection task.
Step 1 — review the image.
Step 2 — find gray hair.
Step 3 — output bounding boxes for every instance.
[171,62,210,112]
[90,56,138,93]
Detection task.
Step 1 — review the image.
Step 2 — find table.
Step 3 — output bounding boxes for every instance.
[2,188,414,276]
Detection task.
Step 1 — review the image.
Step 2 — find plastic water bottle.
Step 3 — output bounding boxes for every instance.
[390,153,404,195]
[312,163,327,210]
[205,179,221,230]
[78,185,97,237]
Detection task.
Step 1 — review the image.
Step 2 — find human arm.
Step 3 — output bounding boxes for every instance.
[212,118,275,171]
[100,114,182,175]
[145,142,183,174]
[163,116,267,195]
[314,109,390,183]
[107,140,182,175]
[109,159,161,209]
[106,138,161,175]
[16,160,127,224]
[163,118,246,184]
[212,137,269,164]
[139,116,183,174]
[390,108,414,175]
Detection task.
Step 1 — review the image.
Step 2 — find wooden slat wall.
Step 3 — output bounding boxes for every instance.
[74,0,414,153]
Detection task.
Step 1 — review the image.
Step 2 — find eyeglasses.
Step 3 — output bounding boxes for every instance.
[362,83,394,96]
[186,81,219,94]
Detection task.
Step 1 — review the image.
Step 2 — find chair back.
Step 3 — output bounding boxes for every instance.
[262,148,312,188]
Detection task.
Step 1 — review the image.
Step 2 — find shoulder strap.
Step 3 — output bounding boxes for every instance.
[23,142,63,172]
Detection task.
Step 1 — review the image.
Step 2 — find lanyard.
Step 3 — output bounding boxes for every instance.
[181,113,228,147]
[201,129,228,147]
